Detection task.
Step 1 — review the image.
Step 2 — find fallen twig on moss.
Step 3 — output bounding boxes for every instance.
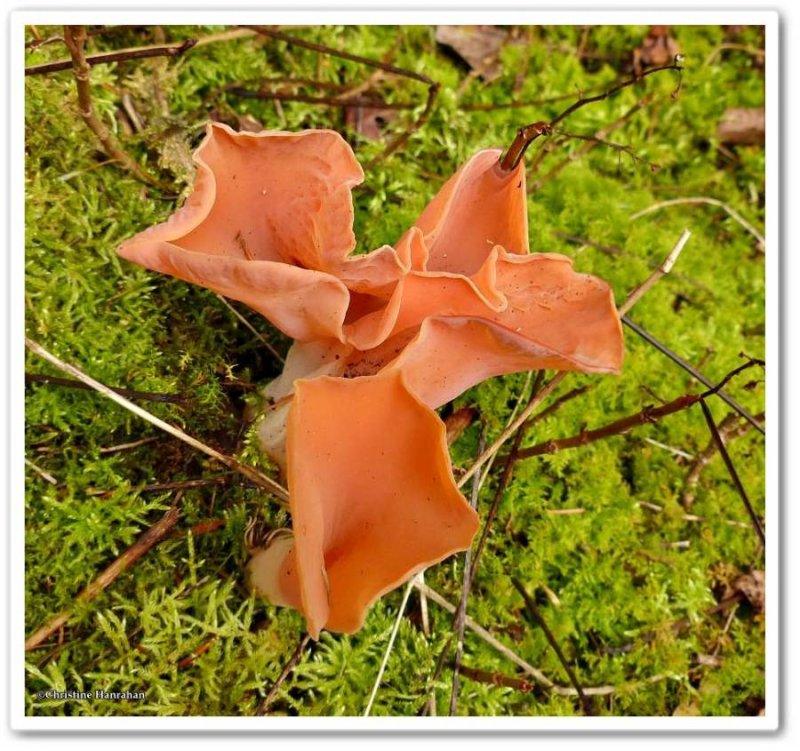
[700,400,765,545]
[682,411,764,507]
[630,196,765,252]
[61,25,169,190]
[512,577,592,714]
[25,37,197,76]
[25,494,184,651]
[25,337,289,505]
[500,62,683,172]
[255,633,312,716]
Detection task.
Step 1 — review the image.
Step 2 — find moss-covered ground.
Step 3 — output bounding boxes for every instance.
[24,24,766,717]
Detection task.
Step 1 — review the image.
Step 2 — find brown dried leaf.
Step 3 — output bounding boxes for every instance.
[445,406,477,446]
[436,25,509,82]
[237,113,265,133]
[633,26,680,76]
[732,569,765,612]
[717,107,765,146]
[343,105,398,140]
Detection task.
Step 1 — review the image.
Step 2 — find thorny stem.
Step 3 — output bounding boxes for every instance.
[25,494,184,651]
[25,37,197,76]
[499,63,683,172]
[61,26,168,190]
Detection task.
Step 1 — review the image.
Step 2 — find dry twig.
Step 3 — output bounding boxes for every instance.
[630,197,765,251]
[25,495,184,651]
[25,337,288,504]
[255,634,312,715]
[25,37,196,76]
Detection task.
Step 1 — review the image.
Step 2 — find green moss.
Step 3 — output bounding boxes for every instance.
[25,24,765,717]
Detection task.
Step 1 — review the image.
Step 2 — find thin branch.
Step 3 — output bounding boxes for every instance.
[512,578,592,714]
[700,400,765,545]
[244,26,436,87]
[704,43,765,67]
[552,127,659,169]
[25,495,184,651]
[516,393,701,460]
[88,475,236,497]
[254,633,312,715]
[449,434,484,715]
[363,574,417,716]
[618,230,691,316]
[523,385,591,429]
[622,318,765,435]
[682,411,763,507]
[530,97,654,191]
[99,436,163,455]
[214,294,285,363]
[25,457,57,485]
[25,337,288,504]
[415,580,665,698]
[26,372,189,404]
[25,37,197,76]
[630,197,765,251]
[553,231,713,295]
[500,63,682,172]
[61,26,167,190]
[459,374,567,491]
[222,86,415,112]
[366,83,440,168]
[638,500,750,531]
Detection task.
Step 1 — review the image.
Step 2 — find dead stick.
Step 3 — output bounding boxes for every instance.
[618,230,691,316]
[25,38,197,76]
[512,578,592,714]
[25,337,289,504]
[245,26,436,86]
[449,434,484,715]
[25,498,183,651]
[62,25,167,190]
[254,634,311,715]
[517,393,701,460]
[700,400,765,545]
[622,317,765,434]
[500,63,683,171]
[682,412,763,507]
[26,371,189,404]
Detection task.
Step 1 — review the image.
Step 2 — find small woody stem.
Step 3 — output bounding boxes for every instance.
[62,25,168,190]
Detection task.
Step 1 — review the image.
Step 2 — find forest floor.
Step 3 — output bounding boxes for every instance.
[24,23,766,717]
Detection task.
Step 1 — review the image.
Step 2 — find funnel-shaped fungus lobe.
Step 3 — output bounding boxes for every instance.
[249,370,479,639]
[119,123,625,638]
